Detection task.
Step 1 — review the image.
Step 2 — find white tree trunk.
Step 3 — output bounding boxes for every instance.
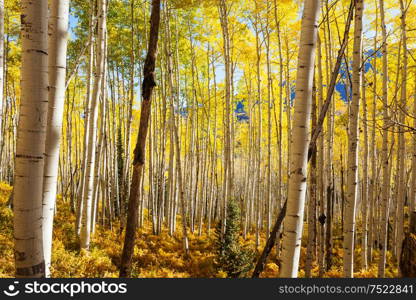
[343,0,363,278]
[42,0,69,277]
[361,58,368,270]
[76,6,95,235]
[279,0,320,278]
[218,0,232,234]
[13,0,48,278]
[396,0,407,265]
[377,0,391,277]
[80,0,107,250]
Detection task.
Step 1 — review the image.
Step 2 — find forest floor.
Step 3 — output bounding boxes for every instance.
[0,183,398,278]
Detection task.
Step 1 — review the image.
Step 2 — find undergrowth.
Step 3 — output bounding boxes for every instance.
[0,182,397,278]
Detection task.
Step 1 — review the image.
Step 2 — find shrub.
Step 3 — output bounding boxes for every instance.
[214,200,254,278]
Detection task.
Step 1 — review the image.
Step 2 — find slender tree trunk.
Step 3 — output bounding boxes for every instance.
[218,0,232,235]
[76,4,95,235]
[361,53,368,270]
[265,11,272,236]
[80,0,107,250]
[377,0,391,277]
[368,3,378,262]
[308,0,355,159]
[13,0,49,278]
[121,0,136,230]
[42,0,69,277]
[253,6,262,248]
[274,0,284,257]
[252,201,287,278]
[120,0,161,278]
[279,0,320,278]
[316,35,326,276]
[343,0,363,278]
[305,79,317,278]
[396,0,407,267]
[410,70,416,234]
[324,0,334,273]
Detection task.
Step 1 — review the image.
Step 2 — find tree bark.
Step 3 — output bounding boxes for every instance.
[252,201,287,278]
[279,0,320,278]
[396,0,407,267]
[308,0,355,160]
[14,0,49,278]
[120,0,161,278]
[361,52,369,270]
[80,0,107,250]
[305,78,317,278]
[218,0,233,235]
[42,0,69,277]
[343,0,363,278]
[377,0,391,278]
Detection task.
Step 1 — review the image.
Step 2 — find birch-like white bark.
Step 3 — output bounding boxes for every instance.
[14,0,48,278]
[80,0,107,250]
[76,5,95,235]
[42,0,69,277]
[279,0,320,278]
[361,57,369,270]
[396,0,407,265]
[343,0,363,278]
[377,0,391,277]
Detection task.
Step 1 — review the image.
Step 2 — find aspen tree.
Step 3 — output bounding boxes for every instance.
[368,1,378,262]
[42,0,69,277]
[273,1,284,256]
[120,0,161,278]
[80,0,107,250]
[122,0,136,224]
[253,2,262,248]
[218,0,232,235]
[323,0,334,272]
[279,0,320,278]
[264,1,273,236]
[76,3,96,235]
[361,53,368,270]
[14,0,48,278]
[91,39,108,235]
[378,0,391,278]
[390,37,402,260]
[317,34,325,276]
[343,0,363,278]
[396,0,407,264]
[305,78,317,278]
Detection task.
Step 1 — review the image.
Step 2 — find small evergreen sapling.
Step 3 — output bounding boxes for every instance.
[215,200,254,278]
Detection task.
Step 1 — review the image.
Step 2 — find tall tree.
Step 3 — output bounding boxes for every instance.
[279,0,320,278]
[377,0,391,278]
[396,0,407,266]
[119,0,161,278]
[13,0,48,278]
[343,0,363,278]
[218,0,232,235]
[42,0,69,277]
[76,2,96,235]
[80,0,107,250]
